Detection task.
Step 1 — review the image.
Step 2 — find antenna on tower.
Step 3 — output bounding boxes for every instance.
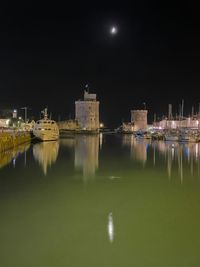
[85,83,89,93]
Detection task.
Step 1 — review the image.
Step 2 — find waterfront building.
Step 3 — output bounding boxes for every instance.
[0,119,10,128]
[131,110,148,131]
[75,90,99,132]
[57,119,80,131]
[153,103,200,130]
[13,109,17,119]
[154,117,200,129]
[121,122,134,133]
[116,109,148,133]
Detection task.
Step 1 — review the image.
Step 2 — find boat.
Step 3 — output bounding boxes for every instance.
[33,108,59,141]
[164,130,179,141]
[179,130,200,143]
[135,131,152,139]
[151,131,165,140]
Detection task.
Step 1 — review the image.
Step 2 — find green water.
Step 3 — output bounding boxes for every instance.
[1,134,200,267]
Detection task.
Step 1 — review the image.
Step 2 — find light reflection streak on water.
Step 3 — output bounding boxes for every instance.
[107,212,114,243]
[195,144,198,160]
[99,133,103,150]
[171,146,175,160]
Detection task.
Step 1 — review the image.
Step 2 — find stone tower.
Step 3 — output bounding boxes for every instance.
[131,110,148,130]
[75,90,99,132]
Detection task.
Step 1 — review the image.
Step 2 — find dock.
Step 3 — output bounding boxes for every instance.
[0,131,31,152]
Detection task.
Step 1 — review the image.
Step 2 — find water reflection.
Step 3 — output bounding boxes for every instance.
[122,135,149,164]
[0,143,30,169]
[99,133,103,150]
[33,141,59,175]
[121,135,200,181]
[107,212,114,243]
[75,135,99,180]
[154,141,200,180]
[59,138,75,148]
[2,137,200,267]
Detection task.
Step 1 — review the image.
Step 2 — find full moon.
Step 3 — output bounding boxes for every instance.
[110,26,118,35]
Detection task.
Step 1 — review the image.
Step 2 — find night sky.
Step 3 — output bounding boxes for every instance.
[0,1,200,127]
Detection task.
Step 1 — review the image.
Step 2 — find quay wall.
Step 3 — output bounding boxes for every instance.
[57,120,80,131]
[0,131,31,152]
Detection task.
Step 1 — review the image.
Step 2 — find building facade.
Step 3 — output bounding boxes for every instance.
[131,110,148,131]
[154,117,200,129]
[75,91,99,132]
[57,119,80,131]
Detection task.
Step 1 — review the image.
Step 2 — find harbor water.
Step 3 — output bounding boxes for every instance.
[1,134,200,267]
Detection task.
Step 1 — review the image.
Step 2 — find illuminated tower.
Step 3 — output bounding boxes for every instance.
[75,90,99,132]
[12,109,17,119]
[131,110,148,130]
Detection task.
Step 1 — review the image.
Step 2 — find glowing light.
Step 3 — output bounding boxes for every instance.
[110,26,117,35]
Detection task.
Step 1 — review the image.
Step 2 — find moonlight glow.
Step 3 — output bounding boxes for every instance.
[110,26,118,35]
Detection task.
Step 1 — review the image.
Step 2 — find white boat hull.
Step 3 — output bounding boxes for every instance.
[33,130,59,141]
